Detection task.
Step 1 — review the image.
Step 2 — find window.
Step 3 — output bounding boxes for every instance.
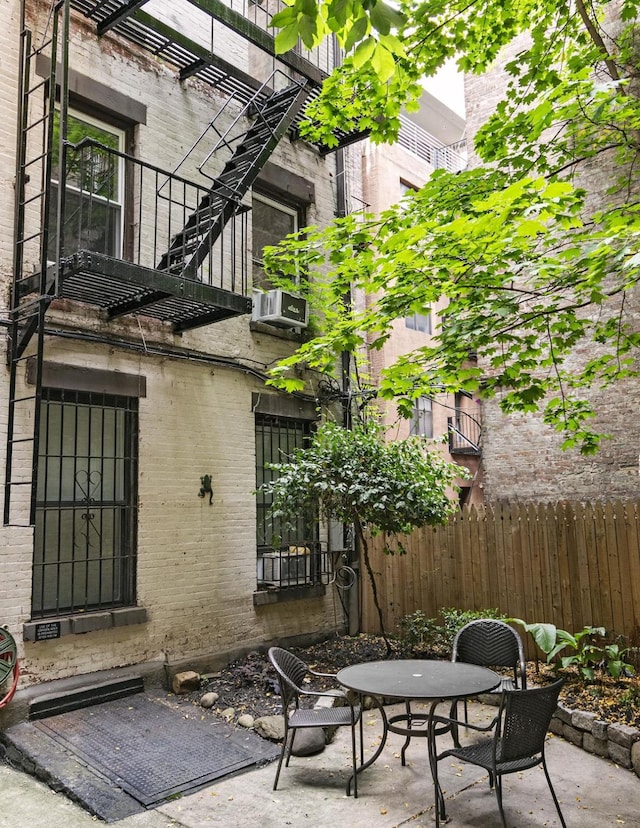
[251,192,300,289]
[255,414,317,550]
[411,396,433,438]
[399,180,418,196]
[405,310,432,334]
[48,108,125,260]
[32,388,138,618]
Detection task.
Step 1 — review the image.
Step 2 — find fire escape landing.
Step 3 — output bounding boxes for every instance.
[5,0,364,526]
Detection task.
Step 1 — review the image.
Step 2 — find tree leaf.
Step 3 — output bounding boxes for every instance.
[275,23,300,54]
[370,42,396,82]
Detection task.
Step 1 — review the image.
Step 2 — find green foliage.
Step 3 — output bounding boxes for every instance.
[440,607,506,649]
[260,419,462,543]
[619,683,640,713]
[397,607,505,657]
[397,610,445,655]
[511,619,635,681]
[265,0,640,453]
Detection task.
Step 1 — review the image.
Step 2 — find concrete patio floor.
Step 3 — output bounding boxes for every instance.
[2,699,638,828]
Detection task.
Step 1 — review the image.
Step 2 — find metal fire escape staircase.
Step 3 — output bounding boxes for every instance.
[5,0,364,526]
[157,81,311,280]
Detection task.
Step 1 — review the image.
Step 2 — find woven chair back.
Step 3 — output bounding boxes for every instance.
[498,679,564,763]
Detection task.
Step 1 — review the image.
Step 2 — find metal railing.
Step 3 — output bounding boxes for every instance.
[397,114,467,173]
[224,0,338,75]
[55,139,248,294]
[448,411,481,455]
[257,542,324,589]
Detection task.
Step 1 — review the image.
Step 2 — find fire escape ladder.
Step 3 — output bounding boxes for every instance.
[4,12,61,527]
[157,78,310,279]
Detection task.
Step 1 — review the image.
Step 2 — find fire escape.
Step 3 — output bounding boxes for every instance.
[5,0,366,525]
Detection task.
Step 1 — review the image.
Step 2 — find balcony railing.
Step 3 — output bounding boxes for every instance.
[448,411,481,455]
[397,114,467,173]
[51,138,248,295]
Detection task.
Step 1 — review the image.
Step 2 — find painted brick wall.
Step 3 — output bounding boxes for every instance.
[1,1,346,689]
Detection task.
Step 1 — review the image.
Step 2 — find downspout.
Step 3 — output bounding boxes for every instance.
[334,146,352,430]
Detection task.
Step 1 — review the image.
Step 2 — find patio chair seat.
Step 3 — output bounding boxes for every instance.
[289,704,361,728]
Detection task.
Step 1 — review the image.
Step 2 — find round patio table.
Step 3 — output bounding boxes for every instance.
[337,660,500,823]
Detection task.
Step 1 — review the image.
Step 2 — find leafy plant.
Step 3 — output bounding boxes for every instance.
[397,607,505,657]
[264,1,640,455]
[511,619,635,681]
[259,418,463,653]
[397,610,444,656]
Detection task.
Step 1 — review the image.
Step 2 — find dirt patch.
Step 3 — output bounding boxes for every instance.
[166,634,640,730]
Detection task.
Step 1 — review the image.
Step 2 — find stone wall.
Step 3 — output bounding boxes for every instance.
[551,705,640,779]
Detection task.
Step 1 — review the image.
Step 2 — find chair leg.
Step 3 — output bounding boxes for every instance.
[351,723,358,798]
[273,729,291,791]
[449,700,461,748]
[542,759,567,828]
[493,774,508,828]
[285,729,297,767]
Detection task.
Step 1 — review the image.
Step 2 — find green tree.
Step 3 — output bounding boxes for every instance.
[265,0,640,454]
[259,419,462,652]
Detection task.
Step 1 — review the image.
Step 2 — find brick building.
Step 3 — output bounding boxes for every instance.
[464,20,640,503]
[359,91,484,505]
[0,0,366,717]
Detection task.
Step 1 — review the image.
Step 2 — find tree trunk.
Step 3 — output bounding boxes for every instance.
[354,517,392,658]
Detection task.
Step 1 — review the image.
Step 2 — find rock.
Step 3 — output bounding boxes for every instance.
[608,741,632,769]
[254,715,285,741]
[221,707,235,721]
[172,670,201,694]
[554,703,573,725]
[290,727,326,756]
[200,692,219,709]
[608,723,640,749]
[631,741,640,778]
[572,710,598,732]
[238,714,255,729]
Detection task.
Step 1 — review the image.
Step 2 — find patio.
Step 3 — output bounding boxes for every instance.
[2,698,637,828]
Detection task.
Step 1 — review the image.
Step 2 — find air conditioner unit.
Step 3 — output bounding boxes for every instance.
[252,289,308,328]
[257,548,311,587]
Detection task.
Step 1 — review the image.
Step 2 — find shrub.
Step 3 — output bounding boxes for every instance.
[397,607,506,658]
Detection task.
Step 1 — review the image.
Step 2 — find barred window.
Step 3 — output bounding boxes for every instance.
[32,388,138,618]
[255,413,317,550]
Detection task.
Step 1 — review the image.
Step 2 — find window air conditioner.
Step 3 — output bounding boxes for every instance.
[257,548,311,587]
[252,289,308,328]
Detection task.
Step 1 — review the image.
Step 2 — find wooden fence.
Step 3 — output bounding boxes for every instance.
[360,500,640,656]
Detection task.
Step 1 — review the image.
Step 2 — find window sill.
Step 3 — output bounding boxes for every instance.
[253,583,325,606]
[23,607,148,641]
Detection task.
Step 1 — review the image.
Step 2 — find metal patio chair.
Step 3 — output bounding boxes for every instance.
[268,646,363,797]
[435,679,566,828]
[450,618,527,740]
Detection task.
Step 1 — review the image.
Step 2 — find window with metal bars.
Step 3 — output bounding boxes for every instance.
[255,413,317,551]
[32,388,138,618]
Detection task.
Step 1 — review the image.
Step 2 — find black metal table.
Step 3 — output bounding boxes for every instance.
[337,660,500,823]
